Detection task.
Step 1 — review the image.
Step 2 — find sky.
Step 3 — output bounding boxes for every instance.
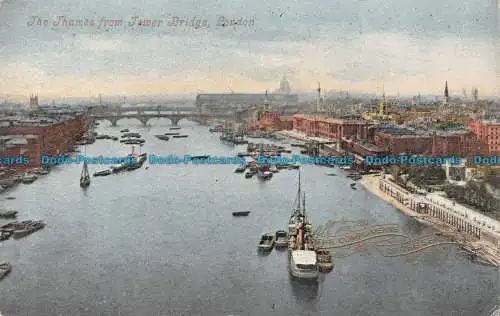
[0,0,498,100]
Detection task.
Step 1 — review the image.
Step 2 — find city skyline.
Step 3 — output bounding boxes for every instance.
[0,0,497,100]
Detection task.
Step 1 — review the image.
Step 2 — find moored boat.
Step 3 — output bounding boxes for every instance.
[111,164,126,173]
[93,170,112,177]
[21,173,37,184]
[288,171,319,280]
[123,138,145,144]
[127,163,142,170]
[258,233,274,251]
[172,135,188,138]
[80,161,90,188]
[289,250,319,280]
[33,167,50,175]
[275,230,288,248]
[120,129,129,132]
[0,231,11,241]
[257,165,273,180]
[155,135,170,141]
[164,132,180,136]
[209,125,224,132]
[232,134,248,145]
[245,170,255,178]
[235,165,246,173]
[0,210,17,219]
[12,220,45,239]
[232,211,250,216]
[125,147,147,170]
[169,127,181,130]
[38,169,50,175]
[0,262,12,280]
[316,249,334,272]
[121,132,141,138]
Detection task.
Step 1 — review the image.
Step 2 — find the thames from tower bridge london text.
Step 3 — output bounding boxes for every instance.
[26,15,255,29]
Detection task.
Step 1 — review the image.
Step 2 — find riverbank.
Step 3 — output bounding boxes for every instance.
[361,174,500,267]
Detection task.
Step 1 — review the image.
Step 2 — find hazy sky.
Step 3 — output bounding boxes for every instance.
[0,0,497,99]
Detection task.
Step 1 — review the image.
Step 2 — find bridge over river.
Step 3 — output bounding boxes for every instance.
[89,105,237,126]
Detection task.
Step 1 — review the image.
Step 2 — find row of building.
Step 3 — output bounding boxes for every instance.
[250,110,500,157]
[0,102,88,170]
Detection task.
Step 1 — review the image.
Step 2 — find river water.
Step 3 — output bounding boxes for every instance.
[0,120,499,316]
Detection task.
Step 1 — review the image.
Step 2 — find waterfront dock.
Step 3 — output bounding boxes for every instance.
[361,174,500,267]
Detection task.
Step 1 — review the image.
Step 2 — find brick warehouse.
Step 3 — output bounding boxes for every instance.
[250,111,293,131]
[289,115,481,158]
[292,115,374,140]
[468,119,500,154]
[373,127,481,157]
[0,114,86,168]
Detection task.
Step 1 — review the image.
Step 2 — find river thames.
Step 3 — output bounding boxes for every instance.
[0,120,499,316]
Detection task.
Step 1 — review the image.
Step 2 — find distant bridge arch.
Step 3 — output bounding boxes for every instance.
[90,104,238,126]
[93,114,193,126]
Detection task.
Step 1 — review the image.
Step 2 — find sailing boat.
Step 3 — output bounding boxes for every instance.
[288,170,311,235]
[80,160,90,187]
[80,142,90,187]
[288,170,318,280]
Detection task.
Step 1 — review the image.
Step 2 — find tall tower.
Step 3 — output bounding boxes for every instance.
[444,81,449,105]
[316,82,322,113]
[263,90,270,111]
[379,83,387,115]
[29,92,39,111]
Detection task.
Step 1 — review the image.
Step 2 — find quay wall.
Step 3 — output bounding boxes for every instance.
[378,176,500,248]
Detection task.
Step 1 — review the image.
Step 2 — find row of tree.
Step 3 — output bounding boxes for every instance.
[443,182,500,215]
[389,165,446,187]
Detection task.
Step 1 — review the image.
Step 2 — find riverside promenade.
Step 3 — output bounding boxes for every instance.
[361,174,500,267]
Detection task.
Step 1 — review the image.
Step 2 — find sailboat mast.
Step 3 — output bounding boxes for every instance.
[303,191,306,217]
[81,160,89,177]
[297,170,301,206]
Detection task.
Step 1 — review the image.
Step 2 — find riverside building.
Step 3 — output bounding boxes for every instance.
[0,109,86,169]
